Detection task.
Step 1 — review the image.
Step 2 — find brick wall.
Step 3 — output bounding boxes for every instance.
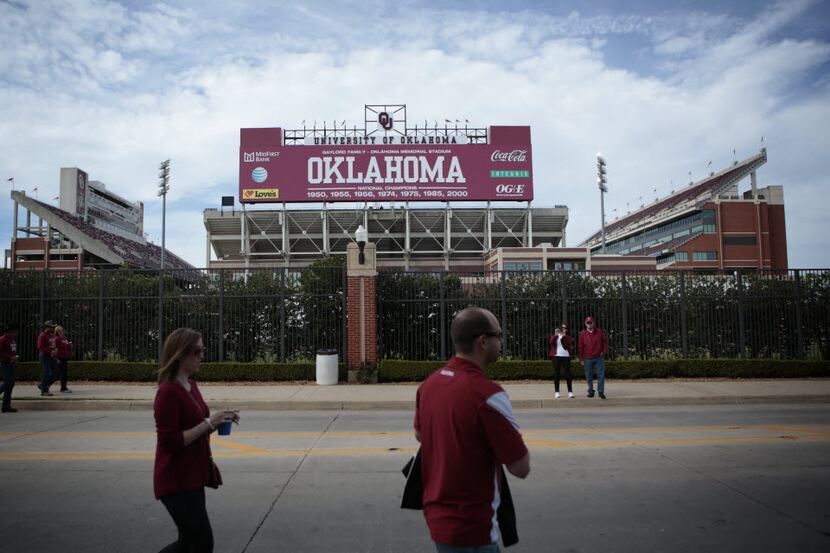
[346,275,377,369]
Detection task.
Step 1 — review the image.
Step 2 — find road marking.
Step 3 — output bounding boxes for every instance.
[0,424,828,461]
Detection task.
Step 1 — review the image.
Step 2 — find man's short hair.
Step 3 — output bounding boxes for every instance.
[451,307,497,354]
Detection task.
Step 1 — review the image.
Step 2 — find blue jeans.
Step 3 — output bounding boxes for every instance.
[0,361,15,408]
[435,543,500,553]
[39,354,55,393]
[583,357,605,394]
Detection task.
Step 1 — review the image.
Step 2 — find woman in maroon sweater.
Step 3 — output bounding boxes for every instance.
[154,328,239,553]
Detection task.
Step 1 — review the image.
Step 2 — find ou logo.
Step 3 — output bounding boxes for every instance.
[496,184,525,194]
[378,111,394,130]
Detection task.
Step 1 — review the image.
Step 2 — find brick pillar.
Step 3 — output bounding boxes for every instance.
[346,242,378,382]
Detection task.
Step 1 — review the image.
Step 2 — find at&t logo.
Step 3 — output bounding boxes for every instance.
[252,167,268,183]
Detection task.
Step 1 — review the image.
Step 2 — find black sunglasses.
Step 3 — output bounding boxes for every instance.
[480,331,502,338]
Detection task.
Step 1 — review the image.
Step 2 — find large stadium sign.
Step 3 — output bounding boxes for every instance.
[239,104,533,203]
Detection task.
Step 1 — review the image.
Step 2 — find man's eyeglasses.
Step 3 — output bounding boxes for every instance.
[193,347,205,355]
[480,331,502,339]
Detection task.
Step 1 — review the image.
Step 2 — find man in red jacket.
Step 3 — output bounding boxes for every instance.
[578,316,609,399]
[0,323,20,412]
[36,321,57,396]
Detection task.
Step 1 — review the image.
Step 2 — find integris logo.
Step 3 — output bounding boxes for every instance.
[243,188,279,200]
[491,149,528,162]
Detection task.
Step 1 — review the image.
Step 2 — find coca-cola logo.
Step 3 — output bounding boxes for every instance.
[491,149,527,162]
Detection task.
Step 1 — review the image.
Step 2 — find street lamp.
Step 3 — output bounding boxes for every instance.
[157,160,170,269]
[355,224,368,264]
[596,153,608,254]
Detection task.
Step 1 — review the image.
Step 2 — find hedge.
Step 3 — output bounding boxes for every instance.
[6,359,828,383]
[377,359,830,382]
[12,361,344,382]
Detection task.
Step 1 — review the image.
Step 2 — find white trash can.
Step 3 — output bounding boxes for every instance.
[315,348,339,385]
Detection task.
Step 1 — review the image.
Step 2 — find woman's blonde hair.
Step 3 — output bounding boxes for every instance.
[54,326,64,336]
[157,327,202,384]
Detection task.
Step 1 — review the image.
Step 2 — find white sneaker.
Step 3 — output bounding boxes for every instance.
[568,392,574,398]
[554,392,560,399]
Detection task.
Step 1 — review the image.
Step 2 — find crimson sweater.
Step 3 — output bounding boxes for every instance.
[153,380,211,499]
[0,334,16,362]
[548,334,574,358]
[55,336,73,360]
[36,331,54,355]
[578,328,608,359]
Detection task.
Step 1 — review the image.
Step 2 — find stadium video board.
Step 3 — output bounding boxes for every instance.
[239,105,533,203]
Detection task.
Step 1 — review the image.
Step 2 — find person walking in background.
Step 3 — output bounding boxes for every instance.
[154,327,240,553]
[548,324,574,399]
[578,316,609,399]
[0,323,20,413]
[36,321,57,396]
[414,307,530,552]
[53,325,73,393]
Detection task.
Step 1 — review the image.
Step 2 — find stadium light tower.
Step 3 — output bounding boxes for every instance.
[596,153,608,254]
[157,160,170,269]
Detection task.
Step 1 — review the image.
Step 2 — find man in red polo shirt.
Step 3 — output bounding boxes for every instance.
[414,307,530,552]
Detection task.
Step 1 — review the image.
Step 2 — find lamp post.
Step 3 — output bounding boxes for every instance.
[157,160,170,269]
[356,224,368,264]
[596,153,608,254]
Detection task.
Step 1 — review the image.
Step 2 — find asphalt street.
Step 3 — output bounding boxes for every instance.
[0,404,828,553]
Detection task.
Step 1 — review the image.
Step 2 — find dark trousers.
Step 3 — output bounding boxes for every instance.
[50,360,68,390]
[39,354,55,393]
[0,361,14,408]
[159,488,214,553]
[552,357,572,393]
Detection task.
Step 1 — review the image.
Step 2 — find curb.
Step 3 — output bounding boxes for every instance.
[11,395,830,411]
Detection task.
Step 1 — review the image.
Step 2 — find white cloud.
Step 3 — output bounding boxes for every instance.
[1,0,828,268]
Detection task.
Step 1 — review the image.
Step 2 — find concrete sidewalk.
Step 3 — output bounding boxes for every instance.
[8,378,830,411]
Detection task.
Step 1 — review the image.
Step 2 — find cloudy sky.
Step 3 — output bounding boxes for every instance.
[1,0,828,268]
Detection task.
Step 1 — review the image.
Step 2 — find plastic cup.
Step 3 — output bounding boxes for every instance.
[217,421,232,436]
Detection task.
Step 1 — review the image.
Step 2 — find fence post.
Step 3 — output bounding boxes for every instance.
[157,269,164,362]
[736,270,746,357]
[560,270,567,326]
[218,269,225,362]
[439,272,447,360]
[794,269,804,359]
[621,273,628,359]
[679,271,688,357]
[39,269,46,325]
[500,270,507,354]
[97,271,104,361]
[279,268,286,363]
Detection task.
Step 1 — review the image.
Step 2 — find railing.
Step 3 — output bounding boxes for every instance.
[377,269,830,361]
[0,267,346,363]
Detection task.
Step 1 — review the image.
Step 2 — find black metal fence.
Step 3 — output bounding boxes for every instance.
[0,267,346,363]
[377,269,830,361]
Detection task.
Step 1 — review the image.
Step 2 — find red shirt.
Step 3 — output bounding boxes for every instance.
[37,330,55,355]
[0,333,16,362]
[55,336,73,360]
[153,380,211,499]
[578,328,608,359]
[414,356,528,547]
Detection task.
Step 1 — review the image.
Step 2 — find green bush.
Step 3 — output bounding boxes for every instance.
[378,358,830,382]
[8,359,828,383]
[12,361,345,382]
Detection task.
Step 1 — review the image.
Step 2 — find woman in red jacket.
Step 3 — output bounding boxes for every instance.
[548,324,574,398]
[154,328,239,553]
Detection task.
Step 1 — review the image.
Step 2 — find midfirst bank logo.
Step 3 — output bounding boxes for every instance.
[243,188,279,200]
[243,151,280,163]
[251,167,268,183]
